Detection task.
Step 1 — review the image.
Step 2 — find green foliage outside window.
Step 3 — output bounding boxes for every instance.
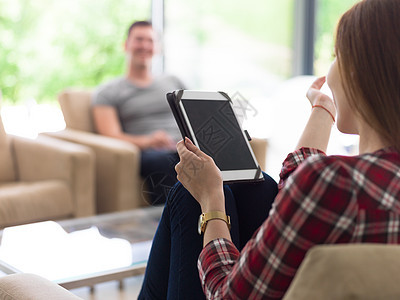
[0,0,360,104]
[0,0,150,104]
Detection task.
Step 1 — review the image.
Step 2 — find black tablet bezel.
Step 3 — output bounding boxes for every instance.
[170,90,263,183]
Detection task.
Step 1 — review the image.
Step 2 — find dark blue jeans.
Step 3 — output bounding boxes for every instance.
[140,150,180,205]
[138,172,278,299]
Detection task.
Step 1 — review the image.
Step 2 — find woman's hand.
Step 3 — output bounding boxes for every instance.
[295,76,336,152]
[306,76,336,120]
[175,138,225,212]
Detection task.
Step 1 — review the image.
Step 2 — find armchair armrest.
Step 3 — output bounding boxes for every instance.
[10,135,95,217]
[283,244,400,300]
[0,273,82,299]
[249,137,268,170]
[42,129,142,212]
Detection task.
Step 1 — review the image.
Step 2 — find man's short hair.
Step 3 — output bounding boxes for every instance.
[127,20,152,37]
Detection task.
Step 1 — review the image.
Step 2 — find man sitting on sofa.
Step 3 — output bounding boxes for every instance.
[92,20,186,205]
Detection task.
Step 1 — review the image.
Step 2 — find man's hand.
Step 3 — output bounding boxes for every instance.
[145,130,176,150]
[92,106,176,150]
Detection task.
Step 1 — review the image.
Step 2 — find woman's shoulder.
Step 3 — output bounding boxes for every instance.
[277,147,400,212]
[307,146,399,167]
[299,147,400,186]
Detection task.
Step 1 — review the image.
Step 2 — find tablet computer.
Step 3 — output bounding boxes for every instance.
[167,90,263,183]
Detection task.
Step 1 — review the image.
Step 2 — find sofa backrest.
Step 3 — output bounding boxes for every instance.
[0,114,16,182]
[58,89,94,133]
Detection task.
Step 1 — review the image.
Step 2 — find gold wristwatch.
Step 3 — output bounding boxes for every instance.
[198,211,231,235]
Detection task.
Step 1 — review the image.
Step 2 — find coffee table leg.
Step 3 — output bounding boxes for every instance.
[90,286,95,294]
[119,280,124,290]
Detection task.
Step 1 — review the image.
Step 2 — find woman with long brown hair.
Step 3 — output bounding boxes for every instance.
[139,0,400,298]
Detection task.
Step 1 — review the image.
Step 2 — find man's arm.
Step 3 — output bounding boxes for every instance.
[92,105,175,150]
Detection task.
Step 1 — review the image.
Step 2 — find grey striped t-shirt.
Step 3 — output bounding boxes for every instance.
[92,75,185,142]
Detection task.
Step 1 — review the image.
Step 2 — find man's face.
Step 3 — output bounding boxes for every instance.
[125,25,155,67]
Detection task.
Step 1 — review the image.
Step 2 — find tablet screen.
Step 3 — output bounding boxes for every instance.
[181,99,257,171]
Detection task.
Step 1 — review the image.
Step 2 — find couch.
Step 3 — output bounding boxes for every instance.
[42,89,268,213]
[0,113,95,228]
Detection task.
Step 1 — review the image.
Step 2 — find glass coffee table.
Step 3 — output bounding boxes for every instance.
[0,205,163,290]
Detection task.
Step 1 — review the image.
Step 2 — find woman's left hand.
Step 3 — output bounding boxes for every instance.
[306,76,336,117]
[295,76,336,152]
[175,138,225,211]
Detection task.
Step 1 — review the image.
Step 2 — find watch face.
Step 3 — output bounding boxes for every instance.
[198,214,204,235]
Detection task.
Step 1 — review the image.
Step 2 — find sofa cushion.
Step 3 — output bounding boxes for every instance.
[0,180,73,228]
[0,115,16,182]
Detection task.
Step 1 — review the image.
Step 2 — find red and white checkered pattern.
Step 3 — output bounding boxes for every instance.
[198,147,400,299]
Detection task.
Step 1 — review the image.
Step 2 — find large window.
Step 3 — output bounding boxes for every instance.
[164,0,294,100]
[1,0,363,177]
[314,0,359,75]
[0,0,151,104]
[1,0,360,104]
[163,0,296,179]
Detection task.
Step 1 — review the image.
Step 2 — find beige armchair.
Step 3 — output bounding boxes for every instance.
[42,90,142,213]
[0,273,82,300]
[283,244,400,300]
[43,89,268,213]
[0,114,95,228]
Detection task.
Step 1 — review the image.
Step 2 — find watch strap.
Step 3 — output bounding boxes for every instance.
[200,211,231,234]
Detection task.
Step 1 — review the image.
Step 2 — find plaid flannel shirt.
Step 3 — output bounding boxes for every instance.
[198,147,400,299]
